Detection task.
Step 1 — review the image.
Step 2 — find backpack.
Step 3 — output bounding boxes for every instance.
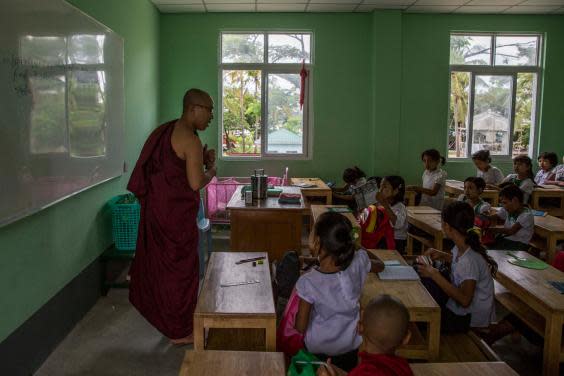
[359,205,396,250]
[274,250,301,299]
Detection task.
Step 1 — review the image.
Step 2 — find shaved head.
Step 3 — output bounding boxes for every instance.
[183,88,212,111]
[363,294,409,353]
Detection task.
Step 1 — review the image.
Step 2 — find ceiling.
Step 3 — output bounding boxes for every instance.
[151,0,564,14]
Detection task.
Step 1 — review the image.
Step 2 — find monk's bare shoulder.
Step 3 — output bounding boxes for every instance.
[171,123,201,160]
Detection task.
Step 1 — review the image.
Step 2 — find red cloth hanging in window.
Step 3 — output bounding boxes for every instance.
[300,60,308,110]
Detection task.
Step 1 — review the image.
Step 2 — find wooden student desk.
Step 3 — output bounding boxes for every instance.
[179,350,285,376]
[531,185,564,218]
[310,205,361,245]
[445,179,499,206]
[406,206,443,255]
[361,250,440,361]
[227,186,306,262]
[193,252,276,352]
[489,250,564,376]
[410,362,518,376]
[291,177,332,205]
[533,214,564,263]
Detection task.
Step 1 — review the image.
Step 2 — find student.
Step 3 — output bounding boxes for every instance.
[417,201,497,333]
[332,166,367,208]
[295,212,385,372]
[499,154,534,204]
[407,149,447,210]
[317,295,413,376]
[545,156,564,187]
[488,184,534,252]
[535,152,558,185]
[472,150,504,185]
[457,177,491,215]
[376,176,408,254]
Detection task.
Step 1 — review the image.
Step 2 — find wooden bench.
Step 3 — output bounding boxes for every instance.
[411,361,518,376]
[438,331,500,363]
[494,280,545,337]
[179,350,286,376]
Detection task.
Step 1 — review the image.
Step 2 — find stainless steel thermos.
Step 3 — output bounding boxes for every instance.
[251,169,268,199]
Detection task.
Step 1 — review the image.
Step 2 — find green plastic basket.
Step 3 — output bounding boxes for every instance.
[108,194,140,251]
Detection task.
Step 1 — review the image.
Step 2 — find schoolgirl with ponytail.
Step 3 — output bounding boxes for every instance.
[294,212,385,371]
[417,201,497,334]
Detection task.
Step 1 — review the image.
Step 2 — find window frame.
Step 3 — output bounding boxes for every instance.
[218,30,314,161]
[447,32,543,162]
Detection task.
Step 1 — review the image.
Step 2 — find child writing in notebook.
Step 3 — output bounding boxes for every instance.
[457,177,491,215]
[376,176,408,254]
[417,201,497,334]
[472,149,504,186]
[499,154,534,204]
[317,295,413,376]
[487,184,534,252]
[295,212,385,372]
[535,152,558,185]
[407,149,447,210]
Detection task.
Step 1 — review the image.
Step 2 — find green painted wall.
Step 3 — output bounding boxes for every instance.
[0,0,159,342]
[160,11,564,184]
[159,13,373,182]
[398,13,564,184]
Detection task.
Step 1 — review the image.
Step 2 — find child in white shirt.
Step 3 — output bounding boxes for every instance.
[294,212,385,372]
[472,150,504,186]
[489,185,534,251]
[407,149,447,210]
[535,152,558,185]
[500,155,535,205]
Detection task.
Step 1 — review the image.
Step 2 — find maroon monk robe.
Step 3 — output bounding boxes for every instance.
[127,120,200,339]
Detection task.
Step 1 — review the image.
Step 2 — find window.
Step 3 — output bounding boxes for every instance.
[220,32,312,158]
[448,33,541,159]
[21,34,107,157]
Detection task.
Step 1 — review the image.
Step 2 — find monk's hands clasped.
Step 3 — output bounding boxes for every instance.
[203,144,216,170]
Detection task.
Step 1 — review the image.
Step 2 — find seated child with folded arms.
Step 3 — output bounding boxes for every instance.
[488,184,534,252]
[317,294,413,376]
[417,201,497,334]
[295,212,385,372]
[499,154,535,204]
[535,152,558,185]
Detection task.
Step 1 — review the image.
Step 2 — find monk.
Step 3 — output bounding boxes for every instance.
[127,88,217,345]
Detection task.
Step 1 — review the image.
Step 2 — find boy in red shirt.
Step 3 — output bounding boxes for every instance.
[317,294,413,376]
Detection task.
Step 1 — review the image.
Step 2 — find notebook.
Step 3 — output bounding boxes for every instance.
[328,207,352,213]
[378,266,420,281]
[548,281,564,294]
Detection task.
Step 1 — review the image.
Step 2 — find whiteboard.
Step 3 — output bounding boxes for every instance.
[0,0,124,227]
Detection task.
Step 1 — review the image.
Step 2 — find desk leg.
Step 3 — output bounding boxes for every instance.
[428,312,441,361]
[407,235,413,256]
[326,193,332,205]
[543,313,563,376]
[265,319,277,352]
[532,194,540,210]
[434,235,443,252]
[194,317,205,351]
[547,235,557,264]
